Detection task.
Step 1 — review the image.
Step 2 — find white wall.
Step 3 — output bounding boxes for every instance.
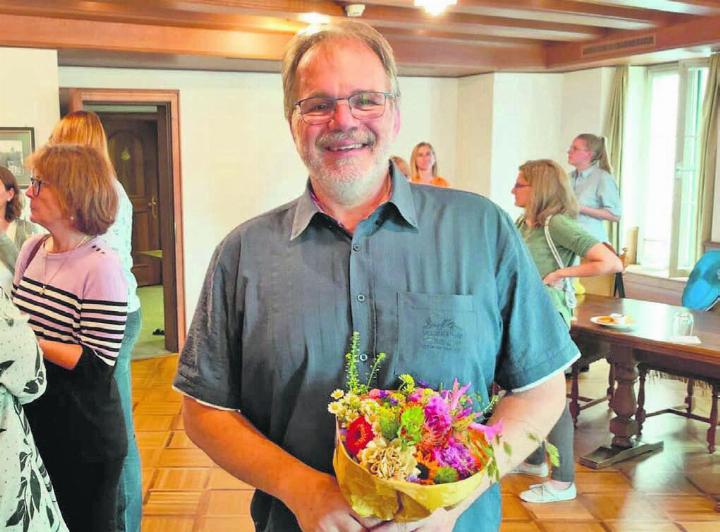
[490,73,565,216]
[0,48,60,171]
[58,67,459,317]
[455,74,494,196]
[396,77,458,183]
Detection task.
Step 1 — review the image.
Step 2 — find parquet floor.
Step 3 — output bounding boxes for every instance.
[134,356,720,532]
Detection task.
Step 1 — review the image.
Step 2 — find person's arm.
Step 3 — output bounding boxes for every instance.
[183,397,381,531]
[544,242,622,286]
[37,339,82,369]
[371,372,568,531]
[0,232,19,272]
[578,205,620,222]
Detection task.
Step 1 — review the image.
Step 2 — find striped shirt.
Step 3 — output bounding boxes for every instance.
[13,234,128,367]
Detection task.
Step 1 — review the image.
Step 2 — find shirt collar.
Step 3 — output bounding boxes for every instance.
[575,163,597,179]
[290,162,418,241]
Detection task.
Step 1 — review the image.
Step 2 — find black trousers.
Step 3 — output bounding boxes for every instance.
[43,452,124,532]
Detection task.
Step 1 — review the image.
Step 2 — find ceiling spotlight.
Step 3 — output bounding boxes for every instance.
[415,0,456,16]
[299,12,330,25]
[345,4,366,17]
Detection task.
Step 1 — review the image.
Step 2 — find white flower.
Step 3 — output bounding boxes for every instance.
[331,389,345,400]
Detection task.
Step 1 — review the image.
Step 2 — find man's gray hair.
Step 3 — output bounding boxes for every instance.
[281,21,401,121]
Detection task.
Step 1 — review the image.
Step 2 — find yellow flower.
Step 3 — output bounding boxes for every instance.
[331,389,345,400]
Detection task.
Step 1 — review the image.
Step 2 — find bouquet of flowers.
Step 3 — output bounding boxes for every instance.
[328,333,505,521]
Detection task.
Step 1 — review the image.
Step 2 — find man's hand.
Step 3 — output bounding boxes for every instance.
[369,506,460,531]
[289,472,382,532]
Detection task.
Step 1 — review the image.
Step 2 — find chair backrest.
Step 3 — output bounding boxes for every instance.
[682,250,720,311]
[580,243,626,298]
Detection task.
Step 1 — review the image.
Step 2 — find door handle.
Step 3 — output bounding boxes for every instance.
[149,196,158,219]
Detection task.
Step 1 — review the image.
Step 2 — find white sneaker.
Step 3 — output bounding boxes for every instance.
[520,481,577,503]
[511,461,549,477]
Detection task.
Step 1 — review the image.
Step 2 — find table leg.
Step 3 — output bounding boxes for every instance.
[579,346,663,469]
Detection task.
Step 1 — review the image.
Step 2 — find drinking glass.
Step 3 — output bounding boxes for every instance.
[672,311,694,337]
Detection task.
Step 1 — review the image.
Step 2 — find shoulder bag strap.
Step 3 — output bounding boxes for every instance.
[543,215,566,270]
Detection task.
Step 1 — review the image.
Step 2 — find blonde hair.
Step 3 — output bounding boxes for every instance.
[518,159,578,225]
[410,142,438,181]
[49,110,116,174]
[27,144,117,235]
[575,133,612,173]
[281,21,400,121]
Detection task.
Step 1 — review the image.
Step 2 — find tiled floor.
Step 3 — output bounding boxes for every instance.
[134,356,719,531]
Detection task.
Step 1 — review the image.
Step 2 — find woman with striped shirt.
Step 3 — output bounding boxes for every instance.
[13,144,128,531]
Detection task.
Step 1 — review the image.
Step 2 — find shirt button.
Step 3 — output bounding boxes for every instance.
[357,294,366,302]
[359,353,368,362]
[352,243,360,252]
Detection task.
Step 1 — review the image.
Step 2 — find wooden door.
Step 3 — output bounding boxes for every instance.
[101,114,162,287]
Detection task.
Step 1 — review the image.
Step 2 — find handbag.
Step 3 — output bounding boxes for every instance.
[543,215,577,311]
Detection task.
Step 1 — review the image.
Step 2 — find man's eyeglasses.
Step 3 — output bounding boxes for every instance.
[30,177,44,196]
[294,91,395,125]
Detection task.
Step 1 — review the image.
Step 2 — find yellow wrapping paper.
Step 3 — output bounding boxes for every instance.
[333,437,488,522]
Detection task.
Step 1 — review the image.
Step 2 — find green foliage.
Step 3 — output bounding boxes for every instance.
[344,332,386,394]
[433,467,459,484]
[399,405,424,446]
[345,332,361,394]
[545,441,560,467]
[398,374,415,393]
[377,406,401,440]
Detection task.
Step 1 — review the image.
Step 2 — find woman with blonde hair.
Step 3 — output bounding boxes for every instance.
[567,134,621,242]
[49,110,142,532]
[14,144,128,530]
[511,159,622,503]
[409,142,449,187]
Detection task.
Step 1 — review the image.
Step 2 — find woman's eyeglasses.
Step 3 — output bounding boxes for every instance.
[512,183,531,189]
[29,177,44,196]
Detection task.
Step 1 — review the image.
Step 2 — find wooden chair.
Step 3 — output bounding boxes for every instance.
[567,244,626,426]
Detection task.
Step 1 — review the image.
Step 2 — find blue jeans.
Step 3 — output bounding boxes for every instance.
[114,309,143,532]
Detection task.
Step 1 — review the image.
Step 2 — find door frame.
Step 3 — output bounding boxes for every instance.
[67,88,186,351]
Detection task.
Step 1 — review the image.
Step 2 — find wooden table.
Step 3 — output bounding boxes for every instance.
[570,294,720,470]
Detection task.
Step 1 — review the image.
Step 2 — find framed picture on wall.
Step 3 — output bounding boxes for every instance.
[0,127,35,187]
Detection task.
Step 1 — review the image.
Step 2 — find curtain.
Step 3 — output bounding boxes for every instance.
[603,65,628,252]
[696,54,720,260]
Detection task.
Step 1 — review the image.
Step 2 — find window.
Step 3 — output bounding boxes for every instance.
[632,61,708,276]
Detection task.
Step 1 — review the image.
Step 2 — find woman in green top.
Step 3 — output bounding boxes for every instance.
[511,159,622,503]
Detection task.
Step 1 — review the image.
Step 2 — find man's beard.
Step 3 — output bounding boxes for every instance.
[303,129,391,205]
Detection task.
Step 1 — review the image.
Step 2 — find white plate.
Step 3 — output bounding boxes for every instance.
[590,316,634,330]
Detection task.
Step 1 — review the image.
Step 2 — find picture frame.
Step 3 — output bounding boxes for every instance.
[0,127,35,187]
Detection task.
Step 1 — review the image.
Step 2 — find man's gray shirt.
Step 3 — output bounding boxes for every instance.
[174,169,579,531]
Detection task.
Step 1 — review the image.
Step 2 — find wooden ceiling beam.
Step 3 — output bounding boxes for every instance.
[569,0,720,17]
[359,4,608,41]
[546,12,720,68]
[0,13,293,60]
[363,0,682,27]
[0,0,310,32]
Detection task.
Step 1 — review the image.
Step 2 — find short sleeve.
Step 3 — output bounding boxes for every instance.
[494,214,579,391]
[597,173,622,217]
[79,256,128,367]
[550,215,599,258]
[173,235,244,409]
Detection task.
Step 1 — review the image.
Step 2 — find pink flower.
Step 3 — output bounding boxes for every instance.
[424,395,452,444]
[469,420,504,441]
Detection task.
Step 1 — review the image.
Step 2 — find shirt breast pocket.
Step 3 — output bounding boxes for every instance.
[395,292,484,390]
